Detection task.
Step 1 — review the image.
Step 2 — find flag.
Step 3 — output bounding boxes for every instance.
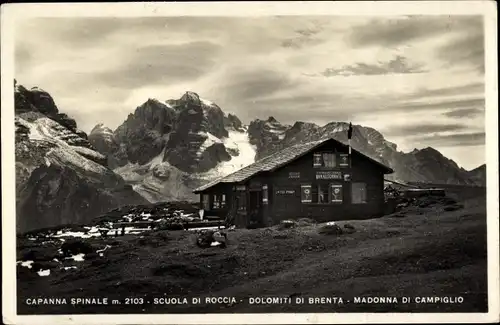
[347,122,353,139]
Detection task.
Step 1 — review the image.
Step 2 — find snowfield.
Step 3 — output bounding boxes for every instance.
[16,116,109,175]
[200,97,214,107]
[196,129,256,180]
[196,132,224,157]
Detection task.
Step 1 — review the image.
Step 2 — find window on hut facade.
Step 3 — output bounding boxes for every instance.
[351,182,367,204]
[301,183,343,204]
[318,184,329,203]
[330,184,343,203]
[313,152,337,168]
[237,193,246,212]
[300,185,312,203]
[202,194,210,210]
[212,194,226,209]
[262,185,269,204]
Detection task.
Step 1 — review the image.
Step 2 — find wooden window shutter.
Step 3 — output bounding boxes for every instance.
[313,153,322,168]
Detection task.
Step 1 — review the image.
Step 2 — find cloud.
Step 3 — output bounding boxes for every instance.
[406,82,484,99]
[383,123,467,137]
[388,97,485,112]
[348,16,482,48]
[218,68,298,103]
[94,41,221,89]
[321,55,426,77]
[442,108,484,118]
[414,132,485,147]
[436,32,485,73]
[281,26,324,49]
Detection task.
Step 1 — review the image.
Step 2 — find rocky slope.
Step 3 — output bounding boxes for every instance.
[14,82,148,233]
[246,118,481,186]
[467,164,486,186]
[89,92,254,202]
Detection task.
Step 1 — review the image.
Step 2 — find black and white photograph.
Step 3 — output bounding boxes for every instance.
[2,2,498,324]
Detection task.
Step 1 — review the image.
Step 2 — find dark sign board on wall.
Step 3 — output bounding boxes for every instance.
[276,189,296,195]
[316,171,342,180]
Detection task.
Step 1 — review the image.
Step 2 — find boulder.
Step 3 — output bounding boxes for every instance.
[61,239,94,256]
[196,230,215,248]
[278,220,297,229]
[318,222,343,235]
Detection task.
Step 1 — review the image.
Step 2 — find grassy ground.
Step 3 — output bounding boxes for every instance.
[17,192,487,314]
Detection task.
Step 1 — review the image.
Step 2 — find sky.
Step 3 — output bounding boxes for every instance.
[15,15,485,170]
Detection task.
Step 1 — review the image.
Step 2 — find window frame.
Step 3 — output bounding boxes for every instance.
[262,185,269,204]
[301,182,344,205]
[313,151,338,169]
[330,184,343,203]
[300,184,313,203]
[202,194,210,210]
[212,193,227,209]
[351,182,368,204]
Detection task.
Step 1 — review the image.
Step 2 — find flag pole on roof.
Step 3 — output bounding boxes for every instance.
[347,122,353,151]
[347,122,353,167]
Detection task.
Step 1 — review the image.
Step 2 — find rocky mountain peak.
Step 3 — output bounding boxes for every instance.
[180,91,202,106]
[418,147,442,155]
[412,147,461,168]
[267,116,278,123]
[224,113,243,130]
[470,164,486,172]
[467,164,486,186]
[90,123,113,135]
[14,83,148,233]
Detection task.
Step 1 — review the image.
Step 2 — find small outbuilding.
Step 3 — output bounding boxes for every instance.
[193,137,394,228]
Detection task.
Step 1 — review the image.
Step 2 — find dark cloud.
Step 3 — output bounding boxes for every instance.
[389,97,485,112]
[295,28,321,37]
[414,132,485,147]
[239,92,364,126]
[406,82,484,100]
[437,31,485,73]
[221,69,298,102]
[383,123,467,137]
[442,108,484,118]
[281,36,320,49]
[348,15,483,48]
[321,55,426,77]
[94,41,221,89]
[281,25,324,49]
[17,18,162,47]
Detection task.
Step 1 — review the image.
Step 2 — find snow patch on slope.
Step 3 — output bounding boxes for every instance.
[196,129,256,180]
[200,97,213,106]
[17,116,108,175]
[196,132,223,157]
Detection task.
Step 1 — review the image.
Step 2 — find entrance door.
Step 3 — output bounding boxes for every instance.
[248,190,264,228]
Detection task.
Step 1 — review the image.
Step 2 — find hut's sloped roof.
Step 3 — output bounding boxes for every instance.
[194,137,393,193]
[194,140,324,192]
